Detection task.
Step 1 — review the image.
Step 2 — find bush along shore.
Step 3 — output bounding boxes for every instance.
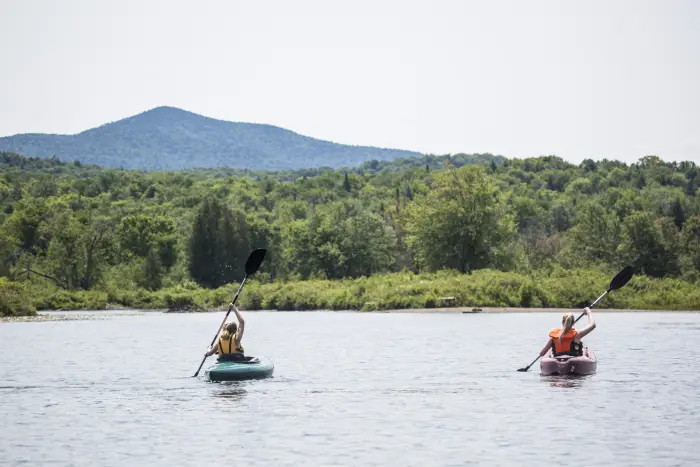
[3,268,700,316]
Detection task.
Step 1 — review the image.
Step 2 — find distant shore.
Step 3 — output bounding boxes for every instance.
[3,306,698,323]
[363,306,700,314]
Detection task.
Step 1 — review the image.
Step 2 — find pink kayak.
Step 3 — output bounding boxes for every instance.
[540,348,597,376]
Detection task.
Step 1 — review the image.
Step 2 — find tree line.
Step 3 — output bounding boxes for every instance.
[1,151,699,314]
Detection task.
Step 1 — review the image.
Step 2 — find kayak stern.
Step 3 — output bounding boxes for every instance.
[540,348,597,376]
[205,356,275,382]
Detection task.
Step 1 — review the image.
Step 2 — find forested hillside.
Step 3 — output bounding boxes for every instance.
[1,150,699,315]
[0,107,422,170]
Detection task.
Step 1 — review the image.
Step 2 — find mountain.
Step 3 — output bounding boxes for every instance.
[0,107,423,171]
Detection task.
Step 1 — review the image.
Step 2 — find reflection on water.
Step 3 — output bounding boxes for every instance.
[212,387,248,400]
[541,375,591,389]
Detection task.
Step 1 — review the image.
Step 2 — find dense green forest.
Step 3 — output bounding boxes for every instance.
[0,106,422,170]
[1,150,699,316]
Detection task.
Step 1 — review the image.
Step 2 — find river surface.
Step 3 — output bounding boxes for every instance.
[1,311,700,466]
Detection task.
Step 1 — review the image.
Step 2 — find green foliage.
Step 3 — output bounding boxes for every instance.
[189,198,250,288]
[681,216,700,273]
[1,150,700,315]
[1,198,50,253]
[15,268,700,313]
[0,278,36,316]
[32,289,108,311]
[562,203,621,266]
[141,250,163,290]
[236,269,700,311]
[619,212,678,277]
[45,212,116,289]
[117,214,177,258]
[279,202,397,279]
[403,166,516,273]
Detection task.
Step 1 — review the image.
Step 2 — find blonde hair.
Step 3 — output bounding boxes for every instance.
[221,322,238,340]
[559,313,575,343]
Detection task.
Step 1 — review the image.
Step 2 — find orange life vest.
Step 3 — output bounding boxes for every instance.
[549,328,583,356]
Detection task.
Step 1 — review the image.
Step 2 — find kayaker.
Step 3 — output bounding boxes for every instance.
[205,304,246,361]
[539,307,596,357]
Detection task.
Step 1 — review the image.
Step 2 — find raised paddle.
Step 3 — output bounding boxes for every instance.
[193,248,267,377]
[516,265,634,372]
[572,265,634,325]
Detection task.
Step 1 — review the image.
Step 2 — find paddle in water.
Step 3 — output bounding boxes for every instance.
[192,248,267,377]
[516,265,634,372]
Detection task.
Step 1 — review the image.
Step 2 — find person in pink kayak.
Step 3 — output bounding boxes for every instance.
[539,307,596,357]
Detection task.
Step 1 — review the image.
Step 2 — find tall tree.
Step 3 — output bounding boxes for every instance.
[680,216,700,272]
[402,166,516,273]
[188,198,250,288]
[46,211,115,289]
[564,203,620,266]
[618,212,672,277]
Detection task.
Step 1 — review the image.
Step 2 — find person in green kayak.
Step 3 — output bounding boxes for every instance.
[539,307,596,357]
[205,304,246,361]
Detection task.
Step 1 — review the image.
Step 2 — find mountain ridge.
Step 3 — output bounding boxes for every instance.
[0,106,423,171]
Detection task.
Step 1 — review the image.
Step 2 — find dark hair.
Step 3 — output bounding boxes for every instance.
[222,322,238,339]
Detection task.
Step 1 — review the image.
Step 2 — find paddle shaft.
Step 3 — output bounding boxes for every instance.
[520,355,541,371]
[193,275,248,377]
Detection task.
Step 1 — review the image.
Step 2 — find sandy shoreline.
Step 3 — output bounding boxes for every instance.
[2,306,698,322]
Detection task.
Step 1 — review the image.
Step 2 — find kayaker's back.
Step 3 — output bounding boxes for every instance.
[548,328,583,357]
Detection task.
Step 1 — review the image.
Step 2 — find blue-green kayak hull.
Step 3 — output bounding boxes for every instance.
[205,356,274,382]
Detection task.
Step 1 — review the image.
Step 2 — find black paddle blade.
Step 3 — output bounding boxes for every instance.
[244,249,267,276]
[516,356,540,373]
[609,265,634,291]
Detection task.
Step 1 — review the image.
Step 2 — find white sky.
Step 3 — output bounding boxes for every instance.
[1,0,698,164]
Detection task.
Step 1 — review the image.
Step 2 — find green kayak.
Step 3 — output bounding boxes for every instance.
[205,356,274,382]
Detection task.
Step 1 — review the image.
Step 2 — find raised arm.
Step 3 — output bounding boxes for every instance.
[231,303,245,344]
[574,307,596,341]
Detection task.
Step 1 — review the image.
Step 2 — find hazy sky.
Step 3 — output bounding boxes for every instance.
[1,0,699,163]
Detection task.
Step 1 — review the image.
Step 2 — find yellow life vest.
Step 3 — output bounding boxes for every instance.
[218,333,244,355]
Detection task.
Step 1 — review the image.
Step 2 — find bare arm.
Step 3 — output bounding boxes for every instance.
[205,326,225,356]
[574,307,596,341]
[231,304,245,345]
[539,339,553,357]
[205,337,220,357]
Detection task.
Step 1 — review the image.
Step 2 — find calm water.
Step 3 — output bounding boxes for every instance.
[1,311,700,466]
